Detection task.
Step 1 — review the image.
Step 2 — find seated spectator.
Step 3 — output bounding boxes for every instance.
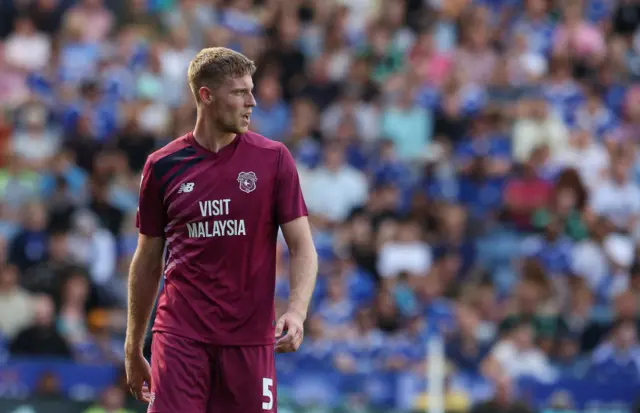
[532,168,588,241]
[470,375,533,413]
[522,216,573,277]
[22,230,73,296]
[501,267,564,340]
[482,321,556,383]
[589,318,640,383]
[314,274,356,337]
[10,294,72,358]
[57,269,92,352]
[590,154,640,233]
[83,384,134,413]
[66,210,116,290]
[504,155,553,230]
[34,371,63,400]
[552,331,588,378]
[0,155,42,223]
[383,314,428,372]
[373,289,403,334]
[3,15,51,73]
[333,307,385,375]
[381,83,433,162]
[377,219,432,279]
[512,95,569,163]
[303,142,369,223]
[12,103,60,172]
[0,264,34,340]
[446,303,493,375]
[8,202,49,273]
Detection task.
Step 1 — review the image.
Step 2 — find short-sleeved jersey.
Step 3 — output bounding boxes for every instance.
[136,131,308,346]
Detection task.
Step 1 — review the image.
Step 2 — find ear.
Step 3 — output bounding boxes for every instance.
[199,86,213,105]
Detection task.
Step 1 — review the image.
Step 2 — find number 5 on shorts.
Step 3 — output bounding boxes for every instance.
[262,378,273,410]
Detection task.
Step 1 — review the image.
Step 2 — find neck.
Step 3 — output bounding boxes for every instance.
[193,113,237,153]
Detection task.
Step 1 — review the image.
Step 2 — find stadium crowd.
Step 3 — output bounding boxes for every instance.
[1,0,640,411]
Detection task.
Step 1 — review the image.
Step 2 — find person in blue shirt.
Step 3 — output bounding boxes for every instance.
[589,318,640,383]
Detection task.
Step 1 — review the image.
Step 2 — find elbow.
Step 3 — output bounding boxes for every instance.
[288,239,317,260]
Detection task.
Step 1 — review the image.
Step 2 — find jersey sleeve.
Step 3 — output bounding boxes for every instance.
[136,157,166,237]
[275,145,308,225]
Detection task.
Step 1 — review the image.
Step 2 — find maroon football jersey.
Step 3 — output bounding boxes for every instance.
[136,131,308,346]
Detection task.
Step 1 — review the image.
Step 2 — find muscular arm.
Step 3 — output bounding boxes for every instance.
[281,216,318,318]
[125,234,165,354]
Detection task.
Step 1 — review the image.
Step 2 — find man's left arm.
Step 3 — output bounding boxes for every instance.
[275,216,318,353]
[273,145,318,353]
[282,216,318,318]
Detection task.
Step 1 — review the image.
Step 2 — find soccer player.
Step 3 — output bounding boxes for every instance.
[124,47,318,413]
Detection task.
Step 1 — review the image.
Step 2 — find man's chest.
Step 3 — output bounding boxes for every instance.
[162,160,278,231]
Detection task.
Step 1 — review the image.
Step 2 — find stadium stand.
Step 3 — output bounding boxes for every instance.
[1,0,640,412]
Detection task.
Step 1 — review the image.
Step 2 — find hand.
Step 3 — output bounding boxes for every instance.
[125,349,152,403]
[274,310,305,353]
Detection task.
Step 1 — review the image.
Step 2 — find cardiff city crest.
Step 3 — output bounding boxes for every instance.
[237,171,257,193]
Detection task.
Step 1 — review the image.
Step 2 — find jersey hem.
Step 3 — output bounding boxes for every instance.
[152,326,277,347]
[137,227,165,238]
[278,212,309,226]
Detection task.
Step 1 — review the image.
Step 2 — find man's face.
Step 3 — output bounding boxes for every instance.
[204,75,256,135]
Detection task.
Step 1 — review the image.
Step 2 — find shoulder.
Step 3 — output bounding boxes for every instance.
[146,133,193,165]
[242,131,288,155]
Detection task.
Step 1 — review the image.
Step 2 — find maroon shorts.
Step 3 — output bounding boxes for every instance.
[148,331,277,413]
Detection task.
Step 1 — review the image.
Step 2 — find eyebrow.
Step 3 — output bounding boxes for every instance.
[231,86,254,92]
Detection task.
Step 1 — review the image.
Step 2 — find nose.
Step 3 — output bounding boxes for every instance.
[247,93,256,107]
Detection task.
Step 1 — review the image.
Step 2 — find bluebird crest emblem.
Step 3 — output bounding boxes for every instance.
[237,171,257,193]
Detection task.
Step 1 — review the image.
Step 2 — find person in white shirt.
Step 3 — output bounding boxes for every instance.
[482,321,556,383]
[590,155,640,231]
[0,265,34,340]
[377,220,433,279]
[554,128,609,189]
[512,96,569,163]
[3,16,51,72]
[66,210,116,287]
[11,105,60,171]
[303,143,368,222]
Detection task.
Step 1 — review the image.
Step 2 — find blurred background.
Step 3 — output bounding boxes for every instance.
[1,0,640,412]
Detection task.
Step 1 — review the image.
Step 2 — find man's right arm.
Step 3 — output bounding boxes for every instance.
[126,156,167,355]
[125,234,164,355]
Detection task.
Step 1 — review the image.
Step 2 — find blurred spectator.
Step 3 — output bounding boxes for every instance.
[505,155,553,230]
[83,384,134,413]
[469,376,533,413]
[446,303,492,375]
[0,155,41,218]
[481,320,556,383]
[2,0,640,410]
[554,129,609,190]
[8,202,48,273]
[10,294,71,358]
[22,230,71,296]
[66,210,116,288]
[11,103,60,171]
[57,269,92,349]
[251,74,290,141]
[589,318,640,383]
[303,142,368,222]
[590,154,640,232]
[3,15,51,72]
[381,83,432,162]
[333,307,385,374]
[377,219,432,280]
[512,95,569,163]
[0,264,34,340]
[34,371,62,400]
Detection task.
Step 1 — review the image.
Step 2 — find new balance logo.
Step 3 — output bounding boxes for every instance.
[178,182,195,193]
